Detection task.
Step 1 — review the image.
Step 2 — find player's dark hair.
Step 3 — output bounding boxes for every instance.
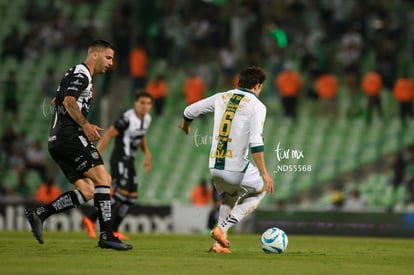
[135,90,153,102]
[88,39,114,50]
[238,66,266,89]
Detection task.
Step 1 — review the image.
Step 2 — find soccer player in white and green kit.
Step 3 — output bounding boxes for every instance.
[179,66,274,253]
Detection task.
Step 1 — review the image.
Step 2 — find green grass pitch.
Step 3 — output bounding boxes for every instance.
[1,231,414,275]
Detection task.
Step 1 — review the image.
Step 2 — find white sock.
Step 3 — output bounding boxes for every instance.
[221,192,265,232]
[218,203,231,231]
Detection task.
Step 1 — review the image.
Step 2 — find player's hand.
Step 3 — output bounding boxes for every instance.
[262,173,274,194]
[82,122,104,142]
[178,120,191,135]
[143,156,152,173]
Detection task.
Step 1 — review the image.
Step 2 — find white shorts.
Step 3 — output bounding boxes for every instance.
[209,163,264,196]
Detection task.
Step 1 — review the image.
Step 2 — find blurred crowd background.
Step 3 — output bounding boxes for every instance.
[2,0,414,213]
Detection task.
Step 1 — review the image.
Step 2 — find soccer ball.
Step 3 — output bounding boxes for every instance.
[260,227,288,254]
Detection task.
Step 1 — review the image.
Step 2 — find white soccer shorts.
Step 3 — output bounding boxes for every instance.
[209,163,264,196]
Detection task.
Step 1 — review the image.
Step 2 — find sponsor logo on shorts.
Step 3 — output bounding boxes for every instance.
[91,151,99,159]
[78,136,88,147]
[76,160,88,172]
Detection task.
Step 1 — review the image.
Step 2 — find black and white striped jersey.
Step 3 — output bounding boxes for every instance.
[111,109,151,160]
[48,63,92,148]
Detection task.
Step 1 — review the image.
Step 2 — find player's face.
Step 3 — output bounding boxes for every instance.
[96,48,114,74]
[134,97,153,117]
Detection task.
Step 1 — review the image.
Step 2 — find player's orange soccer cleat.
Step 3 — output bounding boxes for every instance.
[82,217,96,239]
[210,227,230,248]
[113,231,129,240]
[209,242,231,254]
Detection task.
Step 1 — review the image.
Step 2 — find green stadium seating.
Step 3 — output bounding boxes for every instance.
[2,1,414,210]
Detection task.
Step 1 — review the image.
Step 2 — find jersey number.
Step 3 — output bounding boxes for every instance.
[219,111,234,137]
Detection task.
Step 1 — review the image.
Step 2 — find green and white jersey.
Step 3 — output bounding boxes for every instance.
[183,88,266,172]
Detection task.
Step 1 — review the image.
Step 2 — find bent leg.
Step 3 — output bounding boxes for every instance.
[35,178,91,222]
[220,192,265,232]
[217,164,265,233]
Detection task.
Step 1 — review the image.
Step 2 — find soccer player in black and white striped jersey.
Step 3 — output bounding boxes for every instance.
[82,91,153,240]
[25,40,132,250]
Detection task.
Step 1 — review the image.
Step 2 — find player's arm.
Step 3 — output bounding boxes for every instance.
[252,151,274,194]
[62,72,103,142]
[179,93,218,134]
[63,96,103,142]
[250,105,274,194]
[140,136,152,173]
[96,125,119,153]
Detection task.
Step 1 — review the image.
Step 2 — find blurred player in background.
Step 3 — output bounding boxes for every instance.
[179,66,274,253]
[83,91,153,240]
[25,40,132,250]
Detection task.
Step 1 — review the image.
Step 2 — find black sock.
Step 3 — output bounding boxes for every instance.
[36,189,86,221]
[111,192,132,231]
[89,209,98,221]
[94,186,114,240]
[112,203,130,232]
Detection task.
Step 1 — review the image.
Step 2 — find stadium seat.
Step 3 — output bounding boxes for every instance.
[2,1,414,210]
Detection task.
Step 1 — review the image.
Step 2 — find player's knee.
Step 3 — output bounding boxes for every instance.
[81,188,94,200]
[254,191,266,202]
[85,165,112,187]
[102,173,112,187]
[94,172,112,187]
[76,180,94,200]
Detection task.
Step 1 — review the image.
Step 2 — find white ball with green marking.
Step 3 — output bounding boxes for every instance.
[260,227,288,254]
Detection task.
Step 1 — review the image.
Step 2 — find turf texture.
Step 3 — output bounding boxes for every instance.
[1,231,414,275]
